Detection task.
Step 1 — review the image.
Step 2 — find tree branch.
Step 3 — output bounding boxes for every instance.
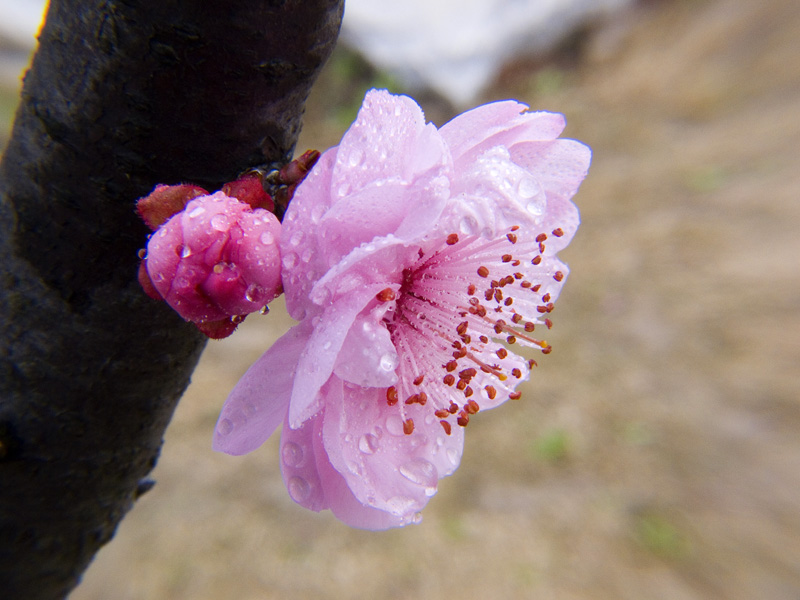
[0,1,343,597]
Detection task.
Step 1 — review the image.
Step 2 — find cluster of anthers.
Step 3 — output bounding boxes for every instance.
[379,224,567,437]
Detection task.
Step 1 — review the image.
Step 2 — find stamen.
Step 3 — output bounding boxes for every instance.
[446,233,459,245]
[387,386,398,406]
[403,418,415,435]
[376,288,396,302]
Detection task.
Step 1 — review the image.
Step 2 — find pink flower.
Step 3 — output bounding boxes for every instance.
[214,89,590,528]
[142,191,282,338]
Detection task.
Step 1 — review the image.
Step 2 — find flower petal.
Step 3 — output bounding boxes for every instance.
[321,380,464,522]
[334,308,400,389]
[213,320,311,455]
[441,101,566,166]
[288,283,395,428]
[280,408,328,513]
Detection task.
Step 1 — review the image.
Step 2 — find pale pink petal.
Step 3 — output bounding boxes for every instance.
[280,148,337,320]
[213,320,312,455]
[441,101,566,164]
[330,89,429,196]
[288,283,394,428]
[334,305,400,389]
[321,380,464,523]
[280,408,329,513]
[311,418,407,529]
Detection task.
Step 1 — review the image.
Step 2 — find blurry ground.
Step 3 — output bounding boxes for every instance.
[5,0,798,598]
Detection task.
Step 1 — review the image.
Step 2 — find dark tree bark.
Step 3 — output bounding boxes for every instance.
[0,1,343,598]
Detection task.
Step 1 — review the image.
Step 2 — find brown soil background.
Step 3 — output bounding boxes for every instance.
[8,0,798,598]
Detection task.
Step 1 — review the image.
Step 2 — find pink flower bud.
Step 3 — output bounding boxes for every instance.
[143,191,282,337]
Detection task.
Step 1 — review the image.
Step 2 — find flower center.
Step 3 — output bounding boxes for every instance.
[380,225,566,435]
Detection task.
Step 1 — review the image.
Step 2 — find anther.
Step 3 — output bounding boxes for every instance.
[464,386,474,398]
[468,283,476,295]
[554,271,564,282]
[502,254,513,262]
[446,233,459,245]
[536,233,547,243]
[509,391,522,400]
[465,400,480,414]
[448,402,459,414]
[386,387,398,406]
[413,374,424,385]
[544,318,553,329]
[457,412,470,427]
[443,374,455,386]
[552,227,564,237]
[477,266,490,278]
[485,385,497,400]
[403,419,415,435]
[507,233,518,244]
[511,368,522,378]
[445,360,458,372]
[496,348,508,359]
[532,256,542,265]
[376,288,396,302]
[456,321,468,335]
[440,420,452,435]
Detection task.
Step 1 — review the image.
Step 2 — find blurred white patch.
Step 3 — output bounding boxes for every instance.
[342,0,632,106]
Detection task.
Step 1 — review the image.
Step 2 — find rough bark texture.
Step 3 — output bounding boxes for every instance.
[0,1,343,598]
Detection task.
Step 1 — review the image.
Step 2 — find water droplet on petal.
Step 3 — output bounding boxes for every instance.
[399,457,438,488]
[188,206,205,218]
[217,418,233,435]
[517,175,540,199]
[289,231,303,247]
[358,433,379,455]
[386,495,415,514]
[210,214,229,231]
[287,476,310,502]
[379,353,397,372]
[310,205,325,224]
[282,442,304,467]
[347,147,364,167]
[282,253,298,269]
[446,447,460,466]
[459,215,478,235]
[245,283,264,303]
[259,231,275,245]
[180,245,192,258]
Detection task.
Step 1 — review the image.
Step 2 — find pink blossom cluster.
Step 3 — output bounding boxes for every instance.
[211,90,591,528]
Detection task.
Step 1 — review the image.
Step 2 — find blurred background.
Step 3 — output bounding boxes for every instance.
[3,0,799,598]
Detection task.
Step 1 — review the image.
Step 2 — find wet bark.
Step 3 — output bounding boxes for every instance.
[0,1,342,597]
